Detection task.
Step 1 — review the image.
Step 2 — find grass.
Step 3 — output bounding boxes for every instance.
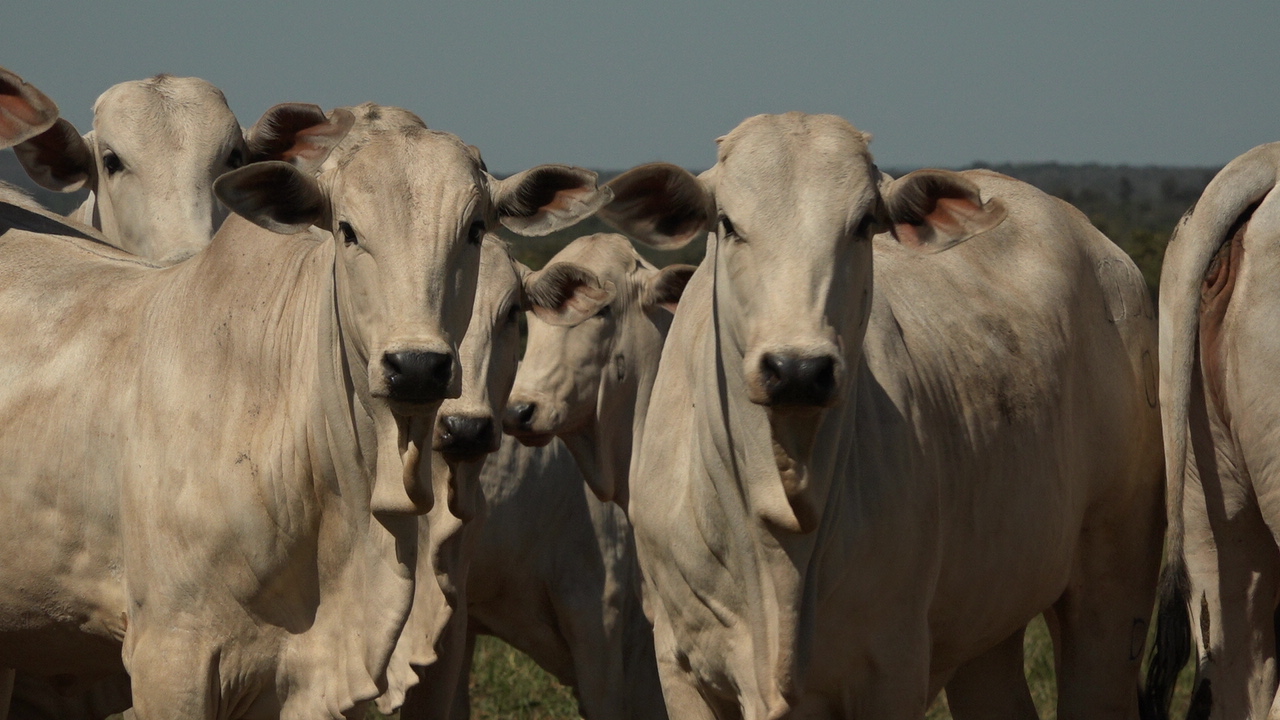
[420,616,1196,720]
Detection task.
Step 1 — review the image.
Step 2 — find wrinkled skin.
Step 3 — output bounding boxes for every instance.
[381,237,525,714]
[0,104,607,720]
[1147,142,1280,720]
[601,112,1163,720]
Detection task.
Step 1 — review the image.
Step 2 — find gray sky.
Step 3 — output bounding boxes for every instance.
[6,1,1277,173]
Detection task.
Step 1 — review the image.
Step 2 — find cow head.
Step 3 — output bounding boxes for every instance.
[504,233,695,505]
[601,113,1004,532]
[0,67,58,149]
[14,75,253,263]
[428,236,526,521]
[216,103,610,515]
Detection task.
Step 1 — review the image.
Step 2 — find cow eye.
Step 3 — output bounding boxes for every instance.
[595,304,612,318]
[720,215,742,242]
[854,212,877,240]
[102,151,124,176]
[468,220,485,245]
[227,148,245,169]
[339,221,358,246]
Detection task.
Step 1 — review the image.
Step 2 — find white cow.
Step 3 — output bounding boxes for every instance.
[0,103,608,720]
[1144,142,1280,719]
[598,112,1164,719]
[13,74,281,263]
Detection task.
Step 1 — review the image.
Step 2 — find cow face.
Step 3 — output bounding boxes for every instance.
[602,113,883,413]
[433,236,525,464]
[216,104,609,514]
[15,75,248,264]
[504,233,694,503]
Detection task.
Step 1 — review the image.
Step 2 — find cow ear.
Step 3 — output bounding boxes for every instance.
[597,162,714,250]
[524,261,616,327]
[883,169,1006,252]
[494,165,612,237]
[214,161,328,235]
[13,119,94,192]
[0,67,59,149]
[644,263,697,313]
[245,104,354,172]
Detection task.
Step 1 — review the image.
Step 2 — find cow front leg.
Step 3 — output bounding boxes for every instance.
[943,626,1038,720]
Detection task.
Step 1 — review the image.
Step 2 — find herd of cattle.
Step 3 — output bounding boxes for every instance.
[0,64,1274,720]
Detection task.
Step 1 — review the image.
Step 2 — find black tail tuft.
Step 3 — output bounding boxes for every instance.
[1140,559,1193,720]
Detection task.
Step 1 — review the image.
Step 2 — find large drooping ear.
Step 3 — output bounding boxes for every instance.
[245,104,355,172]
[644,263,697,313]
[597,162,714,250]
[493,165,612,237]
[523,261,616,327]
[0,67,59,149]
[12,119,95,192]
[883,169,1006,252]
[214,161,328,235]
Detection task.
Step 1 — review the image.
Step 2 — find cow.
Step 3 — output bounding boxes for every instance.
[596,112,1164,719]
[504,233,696,509]
[1143,142,1280,720]
[437,232,694,720]
[12,74,296,264]
[0,102,609,720]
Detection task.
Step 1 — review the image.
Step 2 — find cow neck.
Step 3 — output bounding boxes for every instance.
[274,235,420,717]
[562,301,669,513]
[697,234,853,716]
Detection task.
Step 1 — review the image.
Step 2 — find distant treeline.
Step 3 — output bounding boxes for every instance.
[0,149,1218,293]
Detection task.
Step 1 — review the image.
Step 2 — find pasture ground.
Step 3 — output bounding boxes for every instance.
[373,615,1194,719]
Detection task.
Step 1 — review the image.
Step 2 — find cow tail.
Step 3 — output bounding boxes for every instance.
[1140,144,1280,720]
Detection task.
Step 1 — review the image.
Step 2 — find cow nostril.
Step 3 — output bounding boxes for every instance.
[758,352,839,407]
[760,353,791,389]
[504,402,537,431]
[439,415,496,456]
[382,350,453,404]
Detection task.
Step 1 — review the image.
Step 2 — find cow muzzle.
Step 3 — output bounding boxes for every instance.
[502,401,557,447]
[434,414,499,460]
[382,350,454,407]
[751,351,841,408]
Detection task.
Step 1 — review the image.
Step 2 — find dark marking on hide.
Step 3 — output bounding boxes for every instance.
[364,106,381,122]
[1142,350,1158,408]
[1199,592,1211,652]
[1130,617,1148,660]
[1199,201,1256,428]
[980,315,1021,357]
[1098,257,1153,323]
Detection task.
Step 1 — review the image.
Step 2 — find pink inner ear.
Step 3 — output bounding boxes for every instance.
[893,222,925,248]
[0,93,48,126]
[925,197,982,237]
[544,186,592,213]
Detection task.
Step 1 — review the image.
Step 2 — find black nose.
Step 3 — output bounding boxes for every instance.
[503,402,537,433]
[383,350,453,404]
[759,353,837,407]
[437,415,498,458]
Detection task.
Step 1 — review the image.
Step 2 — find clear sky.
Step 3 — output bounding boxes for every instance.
[5,2,1276,174]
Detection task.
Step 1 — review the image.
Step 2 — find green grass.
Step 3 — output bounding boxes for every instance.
[438,616,1195,720]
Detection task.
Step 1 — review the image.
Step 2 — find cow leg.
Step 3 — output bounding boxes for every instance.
[1051,471,1164,720]
[943,626,1038,720]
[127,637,220,720]
[0,668,13,720]
[401,608,474,720]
